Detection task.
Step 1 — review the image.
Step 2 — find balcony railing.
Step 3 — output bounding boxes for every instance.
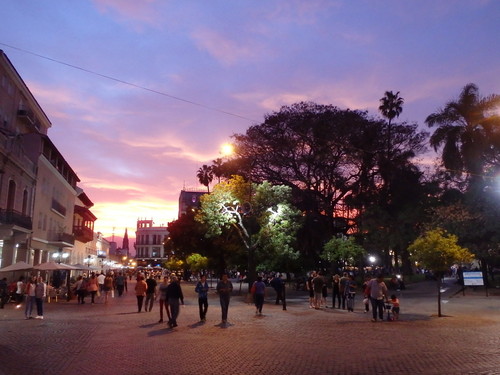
[73,225,94,243]
[0,209,32,230]
[47,231,75,246]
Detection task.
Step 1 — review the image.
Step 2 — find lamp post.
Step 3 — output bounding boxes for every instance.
[84,255,92,276]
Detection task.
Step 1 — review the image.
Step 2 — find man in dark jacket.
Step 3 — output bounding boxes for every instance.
[166,275,184,328]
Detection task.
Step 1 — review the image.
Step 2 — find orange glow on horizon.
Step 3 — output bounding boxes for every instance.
[92,199,178,240]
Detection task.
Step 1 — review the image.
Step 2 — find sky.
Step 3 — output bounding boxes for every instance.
[1,0,499,244]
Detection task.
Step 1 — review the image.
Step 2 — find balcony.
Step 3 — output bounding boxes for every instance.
[73,225,94,243]
[0,209,32,230]
[47,231,75,247]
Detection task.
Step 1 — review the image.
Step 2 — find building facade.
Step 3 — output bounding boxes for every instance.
[134,219,169,267]
[178,190,206,218]
[0,49,100,271]
[0,50,49,267]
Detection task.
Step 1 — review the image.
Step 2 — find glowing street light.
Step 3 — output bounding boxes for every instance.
[220,143,234,156]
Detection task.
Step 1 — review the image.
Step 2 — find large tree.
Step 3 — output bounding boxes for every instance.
[195,176,301,286]
[425,83,500,185]
[426,84,500,279]
[231,103,383,256]
[227,101,428,269]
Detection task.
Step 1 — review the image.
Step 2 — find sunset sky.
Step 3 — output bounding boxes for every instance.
[1,1,498,244]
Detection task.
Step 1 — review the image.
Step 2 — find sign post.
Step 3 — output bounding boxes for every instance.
[462,271,488,296]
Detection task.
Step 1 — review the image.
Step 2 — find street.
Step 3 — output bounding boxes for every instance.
[0,278,499,375]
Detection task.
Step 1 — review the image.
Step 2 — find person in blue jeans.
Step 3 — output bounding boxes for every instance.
[366,274,388,322]
[34,276,47,319]
[195,274,209,322]
[216,273,233,325]
[24,277,36,319]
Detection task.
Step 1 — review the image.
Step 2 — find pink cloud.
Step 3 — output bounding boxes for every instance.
[91,0,161,28]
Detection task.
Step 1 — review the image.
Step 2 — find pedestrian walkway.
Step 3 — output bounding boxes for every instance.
[0,277,498,375]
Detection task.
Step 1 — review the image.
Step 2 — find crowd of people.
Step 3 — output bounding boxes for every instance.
[306,271,401,321]
[1,268,405,326]
[0,275,47,319]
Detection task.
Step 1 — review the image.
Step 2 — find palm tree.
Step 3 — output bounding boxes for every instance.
[377,91,405,200]
[196,165,213,192]
[425,83,500,181]
[379,91,404,161]
[379,90,404,126]
[211,158,224,184]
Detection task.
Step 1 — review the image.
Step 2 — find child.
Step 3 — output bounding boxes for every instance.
[390,294,400,320]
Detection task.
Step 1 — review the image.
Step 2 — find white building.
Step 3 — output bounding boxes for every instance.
[134,219,169,267]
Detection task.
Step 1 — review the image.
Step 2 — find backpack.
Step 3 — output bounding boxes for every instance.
[79,280,88,290]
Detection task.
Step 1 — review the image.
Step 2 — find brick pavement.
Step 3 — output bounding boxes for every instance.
[0,278,499,375]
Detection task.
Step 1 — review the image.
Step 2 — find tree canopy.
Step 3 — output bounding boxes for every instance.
[409,228,473,274]
[195,176,302,283]
[320,236,366,269]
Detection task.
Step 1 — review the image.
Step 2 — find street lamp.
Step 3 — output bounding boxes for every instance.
[368,255,376,272]
[220,143,234,156]
[52,250,69,264]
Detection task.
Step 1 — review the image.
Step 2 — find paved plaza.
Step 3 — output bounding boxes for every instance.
[0,277,499,375]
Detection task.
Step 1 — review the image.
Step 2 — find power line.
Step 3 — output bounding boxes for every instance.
[0,42,258,123]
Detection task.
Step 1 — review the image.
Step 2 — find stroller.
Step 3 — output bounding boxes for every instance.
[384,301,394,321]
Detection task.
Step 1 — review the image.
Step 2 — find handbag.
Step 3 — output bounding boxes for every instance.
[250,283,256,294]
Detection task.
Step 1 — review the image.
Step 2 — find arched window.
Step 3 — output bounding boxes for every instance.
[7,180,16,211]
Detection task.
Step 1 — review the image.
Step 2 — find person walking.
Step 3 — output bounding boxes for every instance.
[135,275,147,313]
[34,276,47,319]
[270,275,284,305]
[144,274,157,312]
[103,272,114,303]
[195,274,209,322]
[157,275,170,323]
[216,273,233,325]
[97,272,105,294]
[306,272,316,308]
[339,272,349,310]
[345,274,357,312]
[15,276,25,308]
[115,272,126,297]
[252,276,266,315]
[166,275,184,328]
[87,273,99,304]
[74,275,87,304]
[362,276,371,313]
[366,273,388,322]
[312,272,325,309]
[331,274,341,309]
[24,277,36,319]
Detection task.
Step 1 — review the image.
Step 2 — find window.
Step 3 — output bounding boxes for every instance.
[7,180,16,211]
[22,190,28,216]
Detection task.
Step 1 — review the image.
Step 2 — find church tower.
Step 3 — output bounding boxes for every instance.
[122,228,129,257]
